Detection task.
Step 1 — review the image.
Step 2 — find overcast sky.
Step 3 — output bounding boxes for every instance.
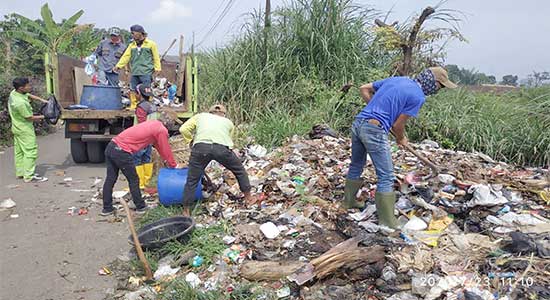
[1,0,548,79]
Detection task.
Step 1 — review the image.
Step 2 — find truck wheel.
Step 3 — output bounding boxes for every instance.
[70,138,88,163]
[87,141,106,163]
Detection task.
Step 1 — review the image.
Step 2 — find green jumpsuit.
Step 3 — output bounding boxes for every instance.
[8,90,38,180]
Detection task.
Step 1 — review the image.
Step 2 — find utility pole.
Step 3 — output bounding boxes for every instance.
[263,0,271,66]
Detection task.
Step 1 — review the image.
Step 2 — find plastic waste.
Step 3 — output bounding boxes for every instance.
[403,216,428,231]
[0,198,16,210]
[466,184,508,207]
[349,205,376,221]
[185,272,201,288]
[437,174,456,184]
[154,264,180,280]
[260,222,281,239]
[276,286,291,298]
[84,54,96,76]
[39,95,61,125]
[191,255,203,267]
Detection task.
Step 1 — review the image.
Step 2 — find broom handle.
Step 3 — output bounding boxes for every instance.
[121,200,153,280]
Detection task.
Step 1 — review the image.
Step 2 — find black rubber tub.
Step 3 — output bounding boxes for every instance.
[129,216,195,249]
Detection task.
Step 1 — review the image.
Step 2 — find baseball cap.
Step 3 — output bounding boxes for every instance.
[130,24,146,34]
[136,84,153,98]
[209,104,227,114]
[430,67,458,89]
[108,27,121,36]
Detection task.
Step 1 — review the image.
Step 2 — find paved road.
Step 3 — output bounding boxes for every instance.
[1,130,130,300]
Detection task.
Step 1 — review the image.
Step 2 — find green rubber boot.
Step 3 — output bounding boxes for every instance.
[375,192,399,229]
[343,179,364,209]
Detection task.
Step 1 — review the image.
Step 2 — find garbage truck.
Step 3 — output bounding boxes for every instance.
[44,50,198,164]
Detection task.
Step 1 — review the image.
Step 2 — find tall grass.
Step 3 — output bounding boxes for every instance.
[198,0,549,167]
[200,0,394,123]
[409,87,550,167]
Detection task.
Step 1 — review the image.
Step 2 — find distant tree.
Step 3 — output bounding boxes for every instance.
[525,71,550,87]
[374,4,466,76]
[501,75,518,86]
[445,64,496,85]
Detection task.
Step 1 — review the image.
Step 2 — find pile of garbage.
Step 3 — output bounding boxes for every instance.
[114,130,550,300]
[119,77,182,108]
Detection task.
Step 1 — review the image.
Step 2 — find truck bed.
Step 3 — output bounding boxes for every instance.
[60,106,192,120]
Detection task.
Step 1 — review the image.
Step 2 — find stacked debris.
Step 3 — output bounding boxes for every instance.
[113,130,550,300]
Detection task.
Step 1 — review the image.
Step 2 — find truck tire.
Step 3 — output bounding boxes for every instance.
[70,138,88,163]
[87,141,106,163]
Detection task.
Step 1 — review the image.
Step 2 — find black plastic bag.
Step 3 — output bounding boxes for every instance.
[40,95,61,125]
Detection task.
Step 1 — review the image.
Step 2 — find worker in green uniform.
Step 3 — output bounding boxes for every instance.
[8,77,49,183]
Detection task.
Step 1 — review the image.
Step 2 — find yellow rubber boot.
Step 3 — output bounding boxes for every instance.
[130,92,138,109]
[142,163,154,188]
[136,165,145,189]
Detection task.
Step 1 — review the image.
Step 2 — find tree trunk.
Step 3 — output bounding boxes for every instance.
[400,7,435,76]
[240,260,306,281]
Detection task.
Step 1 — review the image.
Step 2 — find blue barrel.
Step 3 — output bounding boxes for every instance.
[80,85,122,110]
[158,168,202,206]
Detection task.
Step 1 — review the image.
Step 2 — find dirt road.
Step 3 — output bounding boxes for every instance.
[1,131,129,300]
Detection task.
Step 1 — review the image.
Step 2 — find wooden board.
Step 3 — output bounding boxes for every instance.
[57,55,86,108]
[73,66,92,104]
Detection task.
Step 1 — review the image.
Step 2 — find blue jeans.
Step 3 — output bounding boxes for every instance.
[133,145,152,165]
[98,70,120,86]
[347,118,395,193]
[130,74,153,90]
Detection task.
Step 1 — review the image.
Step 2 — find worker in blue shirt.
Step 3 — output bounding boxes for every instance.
[344,67,457,228]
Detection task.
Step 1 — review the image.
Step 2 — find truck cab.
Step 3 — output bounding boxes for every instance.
[44,51,198,163]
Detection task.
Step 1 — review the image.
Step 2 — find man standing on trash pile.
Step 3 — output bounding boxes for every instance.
[133,84,158,189]
[93,27,126,86]
[179,104,255,217]
[101,112,182,216]
[113,25,161,108]
[8,77,49,183]
[344,67,457,228]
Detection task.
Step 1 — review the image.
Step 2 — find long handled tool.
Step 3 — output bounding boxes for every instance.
[160,38,178,61]
[120,200,153,280]
[390,129,440,176]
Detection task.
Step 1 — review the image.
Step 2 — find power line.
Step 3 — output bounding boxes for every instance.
[196,0,228,36]
[197,0,235,47]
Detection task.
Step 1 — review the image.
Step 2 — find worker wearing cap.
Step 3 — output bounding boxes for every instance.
[94,27,126,86]
[344,67,457,228]
[133,84,157,189]
[101,112,182,216]
[114,25,161,108]
[179,105,254,216]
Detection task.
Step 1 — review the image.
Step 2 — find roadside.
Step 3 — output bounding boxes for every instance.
[0,130,128,300]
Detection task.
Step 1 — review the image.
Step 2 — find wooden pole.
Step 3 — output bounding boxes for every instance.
[263,0,271,66]
[176,35,185,99]
[120,200,153,280]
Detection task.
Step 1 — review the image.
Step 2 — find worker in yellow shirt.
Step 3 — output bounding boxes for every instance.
[178,105,255,216]
[113,24,161,108]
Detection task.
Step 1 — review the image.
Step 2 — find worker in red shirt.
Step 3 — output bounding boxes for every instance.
[101,112,182,216]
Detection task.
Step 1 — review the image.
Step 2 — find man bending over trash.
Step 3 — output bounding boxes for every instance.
[344,67,457,228]
[179,104,254,216]
[101,112,182,216]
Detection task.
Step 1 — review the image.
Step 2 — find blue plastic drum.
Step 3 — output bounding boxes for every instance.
[158,168,202,206]
[80,85,122,110]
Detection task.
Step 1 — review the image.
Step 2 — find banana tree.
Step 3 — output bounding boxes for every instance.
[8,3,92,95]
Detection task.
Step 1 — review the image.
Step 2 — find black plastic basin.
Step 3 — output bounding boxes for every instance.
[129,216,195,249]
